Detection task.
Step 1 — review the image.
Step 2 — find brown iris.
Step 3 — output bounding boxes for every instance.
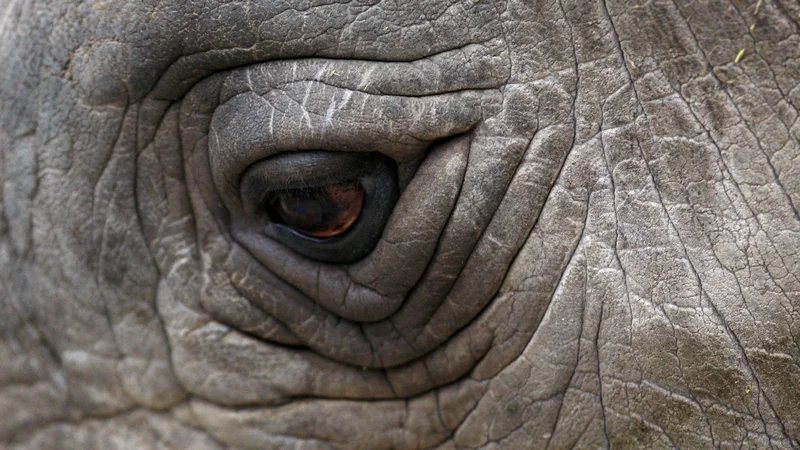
[267,180,364,238]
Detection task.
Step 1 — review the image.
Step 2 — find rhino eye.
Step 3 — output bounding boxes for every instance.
[266,180,365,238]
[239,151,398,264]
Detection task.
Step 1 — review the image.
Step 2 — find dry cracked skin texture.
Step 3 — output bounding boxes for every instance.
[1,0,799,448]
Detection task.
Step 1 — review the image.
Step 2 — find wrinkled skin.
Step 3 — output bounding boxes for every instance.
[1,0,799,448]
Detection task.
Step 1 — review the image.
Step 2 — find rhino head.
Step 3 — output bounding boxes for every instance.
[1,0,799,447]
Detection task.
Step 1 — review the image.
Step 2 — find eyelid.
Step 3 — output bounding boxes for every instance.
[240,151,371,209]
[208,87,484,204]
[249,150,362,180]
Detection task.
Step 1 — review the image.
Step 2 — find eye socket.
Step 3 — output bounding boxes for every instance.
[238,151,398,264]
[266,180,365,238]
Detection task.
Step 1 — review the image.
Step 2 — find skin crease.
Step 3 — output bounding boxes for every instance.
[0,0,799,448]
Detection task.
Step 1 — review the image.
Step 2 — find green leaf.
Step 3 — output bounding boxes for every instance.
[735,48,746,64]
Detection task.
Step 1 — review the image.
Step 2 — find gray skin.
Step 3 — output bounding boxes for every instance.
[1,0,799,448]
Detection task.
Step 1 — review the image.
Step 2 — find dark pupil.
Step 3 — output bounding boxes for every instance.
[268,180,364,238]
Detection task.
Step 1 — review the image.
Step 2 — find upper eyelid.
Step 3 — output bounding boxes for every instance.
[198,65,488,204]
[239,152,369,201]
[249,171,355,200]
